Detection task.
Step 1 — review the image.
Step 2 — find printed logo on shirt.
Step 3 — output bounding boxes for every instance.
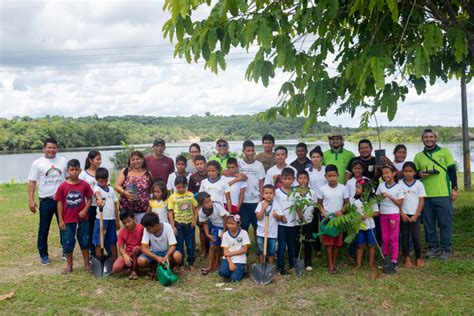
[66,190,83,209]
[45,165,63,177]
[236,237,242,243]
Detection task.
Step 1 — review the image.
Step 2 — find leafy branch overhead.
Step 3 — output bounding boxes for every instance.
[163,0,473,129]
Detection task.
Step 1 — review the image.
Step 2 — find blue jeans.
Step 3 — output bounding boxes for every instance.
[176,222,195,266]
[240,203,258,232]
[219,259,245,282]
[422,197,453,252]
[277,225,297,271]
[38,198,63,258]
[61,221,89,253]
[87,206,97,254]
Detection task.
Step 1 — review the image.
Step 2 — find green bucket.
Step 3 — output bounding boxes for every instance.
[313,215,340,239]
[156,263,178,286]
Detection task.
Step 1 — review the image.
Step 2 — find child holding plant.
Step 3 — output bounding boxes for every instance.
[317,164,349,274]
[352,178,379,270]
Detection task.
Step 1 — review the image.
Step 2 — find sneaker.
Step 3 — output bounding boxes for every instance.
[392,262,398,270]
[278,269,288,276]
[426,248,440,259]
[305,266,313,271]
[40,256,50,266]
[440,251,450,261]
[61,251,67,261]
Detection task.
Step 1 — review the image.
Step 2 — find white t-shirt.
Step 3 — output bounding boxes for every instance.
[264,164,298,187]
[275,188,297,227]
[79,170,98,206]
[166,172,191,193]
[306,165,327,193]
[317,184,349,214]
[346,177,357,203]
[351,198,379,230]
[376,182,404,215]
[149,199,169,224]
[222,176,247,207]
[141,223,177,253]
[198,202,229,227]
[94,185,118,220]
[238,159,265,203]
[400,179,426,215]
[394,161,405,171]
[255,201,280,238]
[199,177,231,205]
[293,188,317,223]
[221,229,251,264]
[28,156,68,199]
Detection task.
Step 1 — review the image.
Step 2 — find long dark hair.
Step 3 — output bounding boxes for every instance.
[126,151,153,191]
[85,150,101,170]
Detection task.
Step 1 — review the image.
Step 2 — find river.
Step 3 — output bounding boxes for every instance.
[0,140,472,183]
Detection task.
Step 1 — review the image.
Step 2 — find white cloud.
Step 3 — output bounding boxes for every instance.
[0,0,473,127]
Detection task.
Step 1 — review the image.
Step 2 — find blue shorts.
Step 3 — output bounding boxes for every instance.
[355,228,376,246]
[61,221,89,253]
[209,222,223,247]
[139,250,168,264]
[92,219,117,247]
[256,236,277,257]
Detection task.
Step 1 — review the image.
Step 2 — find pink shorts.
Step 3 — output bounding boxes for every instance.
[322,233,343,247]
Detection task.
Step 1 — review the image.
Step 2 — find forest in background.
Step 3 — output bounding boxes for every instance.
[0,114,471,152]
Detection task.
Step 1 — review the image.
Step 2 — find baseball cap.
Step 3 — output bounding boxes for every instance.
[153,138,166,147]
[328,129,343,139]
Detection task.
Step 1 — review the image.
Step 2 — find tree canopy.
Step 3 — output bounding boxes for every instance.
[162,0,473,128]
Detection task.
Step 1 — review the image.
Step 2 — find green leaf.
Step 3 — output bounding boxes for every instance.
[257,17,272,50]
[176,18,185,41]
[452,29,468,63]
[385,0,398,22]
[414,46,429,78]
[207,28,218,51]
[370,57,385,89]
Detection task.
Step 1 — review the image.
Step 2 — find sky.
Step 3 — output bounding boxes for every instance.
[0,0,472,128]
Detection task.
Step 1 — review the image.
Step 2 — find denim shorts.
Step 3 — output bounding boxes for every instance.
[209,222,223,247]
[139,250,168,264]
[256,236,277,257]
[92,219,117,247]
[355,228,376,246]
[61,221,89,253]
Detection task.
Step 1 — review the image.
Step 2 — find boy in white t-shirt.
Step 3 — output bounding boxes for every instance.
[317,164,349,274]
[274,168,298,275]
[255,185,281,266]
[223,158,247,214]
[137,212,183,280]
[218,215,250,282]
[265,146,298,189]
[167,155,191,194]
[94,168,120,260]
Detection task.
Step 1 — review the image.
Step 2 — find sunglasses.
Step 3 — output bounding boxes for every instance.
[217,143,228,148]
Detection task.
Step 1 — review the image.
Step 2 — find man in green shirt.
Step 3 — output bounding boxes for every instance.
[414,129,458,260]
[209,139,235,171]
[323,129,355,184]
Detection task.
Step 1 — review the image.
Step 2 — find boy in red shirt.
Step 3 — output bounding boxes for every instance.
[56,159,93,274]
[113,210,144,280]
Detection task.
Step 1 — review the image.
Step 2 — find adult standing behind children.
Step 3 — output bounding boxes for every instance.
[209,139,235,171]
[28,137,68,265]
[255,134,276,172]
[414,129,458,260]
[290,143,312,172]
[146,138,175,183]
[115,151,153,224]
[186,143,201,173]
[323,130,355,185]
[79,150,102,257]
[346,139,381,182]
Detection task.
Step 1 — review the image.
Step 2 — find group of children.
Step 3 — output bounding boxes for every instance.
[54,140,426,281]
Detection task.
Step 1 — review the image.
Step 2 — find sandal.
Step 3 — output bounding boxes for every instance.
[62,267,73,275]
[328,268,338,275]
[129,271,138,280]
[201,268,210,276]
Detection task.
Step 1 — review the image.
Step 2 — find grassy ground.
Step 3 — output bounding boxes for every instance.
[0,180,473,315]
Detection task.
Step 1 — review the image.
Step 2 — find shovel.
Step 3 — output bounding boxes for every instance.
[91,205,114,277]
[251,211,276,285]
[370,228,395,274]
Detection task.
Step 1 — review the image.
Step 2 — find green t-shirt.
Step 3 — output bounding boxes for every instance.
[209,153,235,171]
[414,145,455,198]
[322,148,355,184]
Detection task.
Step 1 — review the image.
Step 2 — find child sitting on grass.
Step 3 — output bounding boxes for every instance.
[93,167,120,261]
[352,178,379,270]
[197,192,229,275]
[113,210,144,279]
[56,159,93,274]
[138,212,183,280]
[219,215,250,282]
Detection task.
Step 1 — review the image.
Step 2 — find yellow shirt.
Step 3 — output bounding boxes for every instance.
[167,192,197,224]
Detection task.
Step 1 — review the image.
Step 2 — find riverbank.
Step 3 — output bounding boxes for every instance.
[0,183,472,314]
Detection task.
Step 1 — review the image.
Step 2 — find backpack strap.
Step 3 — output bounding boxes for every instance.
[422,150,447,173]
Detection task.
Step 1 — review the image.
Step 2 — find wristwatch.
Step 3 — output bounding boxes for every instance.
[452,186,458,191]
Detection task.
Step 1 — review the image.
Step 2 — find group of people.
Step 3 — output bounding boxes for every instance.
[28,128,458,281]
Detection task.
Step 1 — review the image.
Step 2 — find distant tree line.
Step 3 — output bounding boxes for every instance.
[0,115,470,152]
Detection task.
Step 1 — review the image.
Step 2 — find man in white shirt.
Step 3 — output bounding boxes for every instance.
[28,137,68,265]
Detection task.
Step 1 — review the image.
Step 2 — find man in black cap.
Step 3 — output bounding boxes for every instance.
[145,138,175,184]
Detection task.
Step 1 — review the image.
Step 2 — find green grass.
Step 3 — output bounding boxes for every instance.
[0,182,473,315]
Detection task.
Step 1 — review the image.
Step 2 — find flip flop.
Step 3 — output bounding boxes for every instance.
[62,267,73,275]
[129,272,138,280]
[328,268,338,275]
[201,268,210,275]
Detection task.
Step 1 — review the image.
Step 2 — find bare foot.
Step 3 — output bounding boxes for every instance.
[416,259,425,268]
[189,265,195,272]
[179,266,185,274]
[405,257,414,269]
